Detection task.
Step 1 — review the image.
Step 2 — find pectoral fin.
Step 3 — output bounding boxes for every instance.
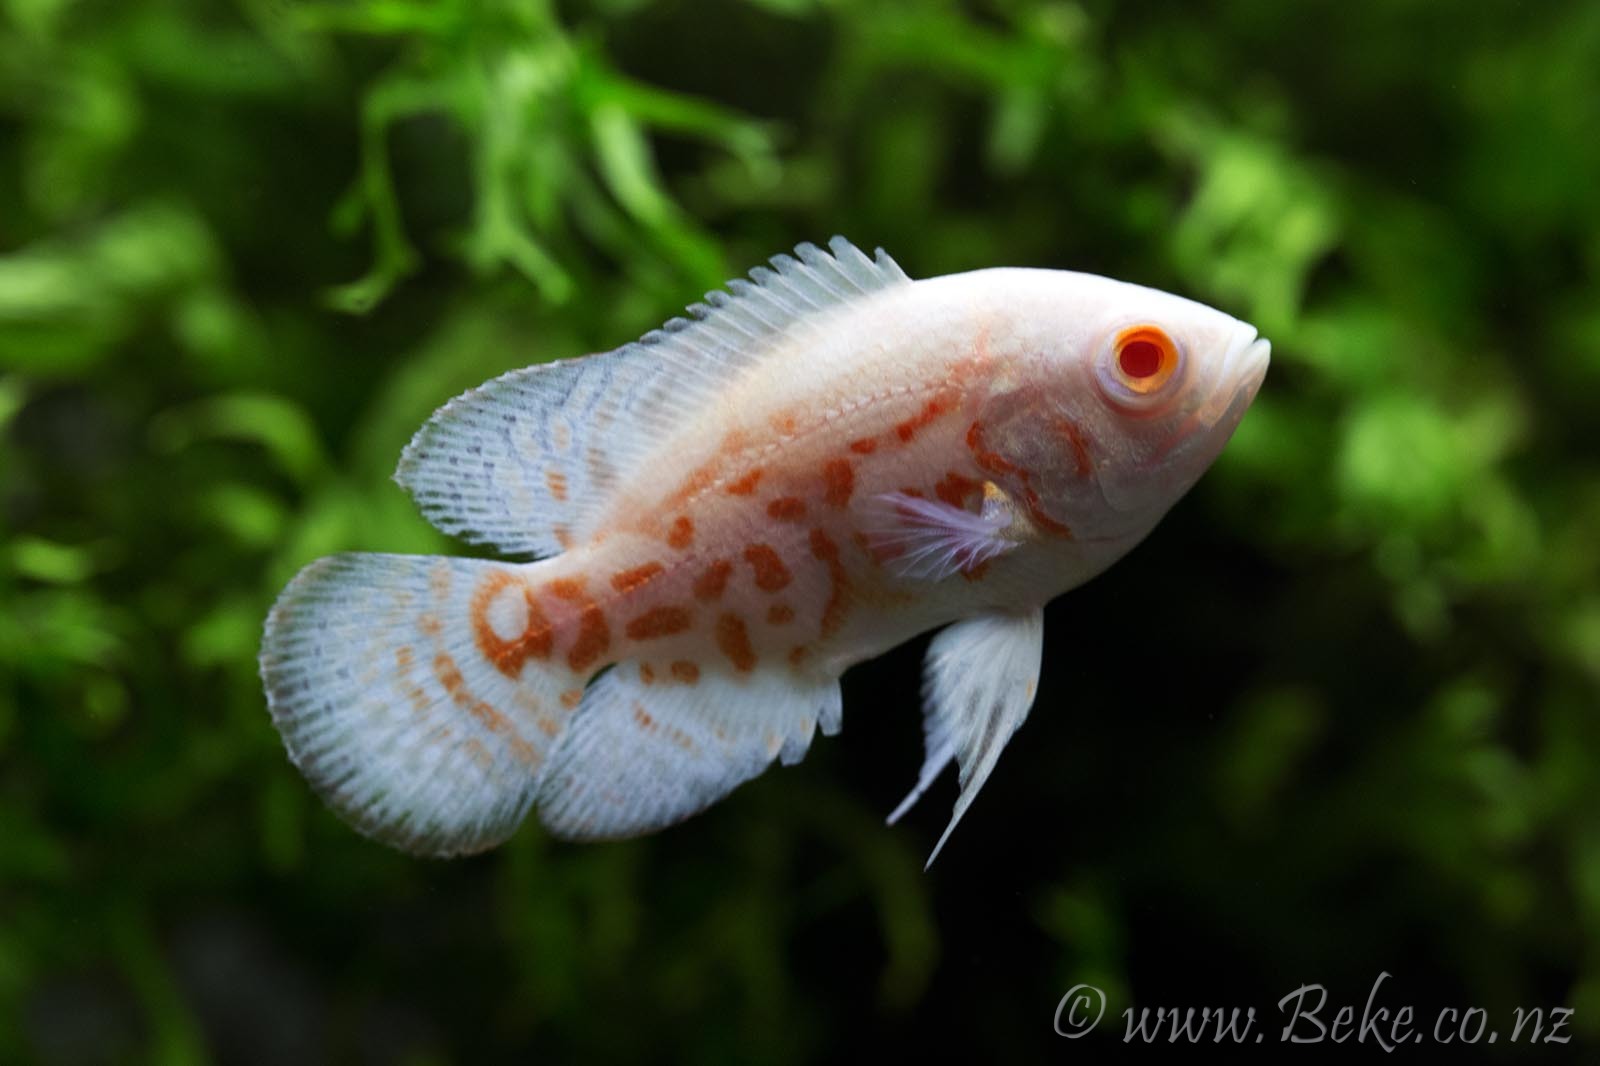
[887,608,1044,867]
[863,486,1022,581]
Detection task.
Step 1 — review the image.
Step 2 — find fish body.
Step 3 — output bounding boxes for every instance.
[260,239,1269,863]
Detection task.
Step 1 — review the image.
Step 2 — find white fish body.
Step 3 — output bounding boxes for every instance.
[260,238,1270,864]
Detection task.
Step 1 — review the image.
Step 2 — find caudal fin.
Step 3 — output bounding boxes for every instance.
[259,553,579,856]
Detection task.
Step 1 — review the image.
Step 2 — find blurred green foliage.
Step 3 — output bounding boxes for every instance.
[2,0,1598,1060]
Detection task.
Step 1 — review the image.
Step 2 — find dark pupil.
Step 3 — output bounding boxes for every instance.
[1119,339,1163,379]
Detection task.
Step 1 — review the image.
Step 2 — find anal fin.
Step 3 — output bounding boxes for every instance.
[887,608,1044,867]
[536,664,843,840]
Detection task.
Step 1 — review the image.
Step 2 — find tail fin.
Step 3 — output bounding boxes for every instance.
[260,553,578,856]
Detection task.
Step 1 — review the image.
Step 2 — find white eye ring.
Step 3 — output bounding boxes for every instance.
[1095,324,1186,413]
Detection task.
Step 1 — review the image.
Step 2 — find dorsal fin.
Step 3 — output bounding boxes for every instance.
[396,236,912,558]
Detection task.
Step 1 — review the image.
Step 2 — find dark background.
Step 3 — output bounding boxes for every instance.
[2,0,1598,1061]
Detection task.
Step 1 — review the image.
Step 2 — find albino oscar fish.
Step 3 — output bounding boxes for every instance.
[260,237,1270,865]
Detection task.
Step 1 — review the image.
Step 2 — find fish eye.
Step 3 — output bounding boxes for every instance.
[1096,324,1183,410]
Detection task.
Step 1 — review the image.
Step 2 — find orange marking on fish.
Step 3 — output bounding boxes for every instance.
[611,562,665,595]
[548,577,585,601]
[545,467,568,502]
[935,471,983,508]
[895,395,953,443]
[667,515,695,550]
[1052,416,1094,478]
[822,458,854,507]
[667,466,717,509]
[767,496,807,521]
[966,421,1021,477]
[394,646,430,715]
[463,738,495,772]
[471,570,554,679]
[693,559,733,601]
[547,578,610,672]
[967,421,1074,539]
[639,663,656,684]
[537,714,561,738]
[670,660,700,684]
[788,645,808,667]
[849,437,878,455]
[1022,486,1074,538]
[668,723,696,752]
[626,605,693,640]
[419,613,442,637]
[743,544,792,592]
[561,688,583,709]
[553,525,574,550]
[767,603,795,625]
[716,613,757,672]
[772,412,798,435]
[808,528,848,637]
[726,468,764,496]
[432,652,538,767]
[568,604,610,671]
[634,705,656,730]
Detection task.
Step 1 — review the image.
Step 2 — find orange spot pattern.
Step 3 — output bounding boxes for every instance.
[432,651,539,767]
[934,471,982,508]
[545,468,568,502]
[895,395,954,443]
[808,528,848,638]
[822,458,854,507]
[394,645,430,716]
[625,605,693,641]
[667,515,695,550]
[767,603,795,625]
[767,496,807,521]
[743,544,792,592]
[670,660,701,684]
[470,571,553,680]
[716,613,757,672]
[693,559,732,601]
[725,469,764,496]
[848,437,878,455]
[549,578,611,672]
[610,562,664,595]
[1052,416,1094,478]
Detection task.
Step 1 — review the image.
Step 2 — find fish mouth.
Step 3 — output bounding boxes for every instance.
[1215,332,1271,429]
[1159,327,1271,448]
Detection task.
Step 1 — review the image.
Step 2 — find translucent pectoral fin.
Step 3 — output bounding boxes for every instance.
[888,608,1044,868]
[862,489,1021,582]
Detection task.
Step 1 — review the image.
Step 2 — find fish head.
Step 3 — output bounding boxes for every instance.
[978,272,1269,541]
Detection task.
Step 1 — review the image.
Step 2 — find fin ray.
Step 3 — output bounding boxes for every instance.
[864,491,1019,581]
[888,609,1045,867]
[260,553,582,856]
[396,237,911,557]
[536,664,843,840]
